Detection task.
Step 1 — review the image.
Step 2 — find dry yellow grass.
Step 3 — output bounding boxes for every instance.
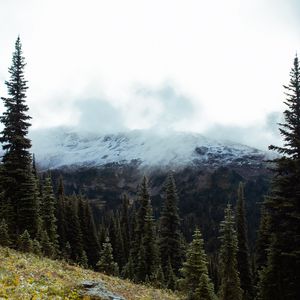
[0,247,183,300]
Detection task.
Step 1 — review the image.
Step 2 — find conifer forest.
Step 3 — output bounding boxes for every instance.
[0,18,300,300]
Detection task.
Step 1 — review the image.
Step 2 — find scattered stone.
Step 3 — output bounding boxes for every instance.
[80,280,126,300]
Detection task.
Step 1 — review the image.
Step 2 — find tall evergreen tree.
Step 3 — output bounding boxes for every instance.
[120,194,131,263]
[40,229,55,257]
[255,205,271,279]
[180,228,216,300]
[18,230,33,252]
[78,195,100,267]
[165,256,177,290]
[195,274,217,300]
[236,183,253,300]
[41,174,59,253]
[258,55,300,300]
[218,204,242,300]
[64,195,83,262]
[132,176,151,274]
[97,237,119,276]
[135,176,150,244]
[136,199,158,282]
[56,176,67,250]
[159,173,183,275]
[0,37,37,237]
[0,219,11,247]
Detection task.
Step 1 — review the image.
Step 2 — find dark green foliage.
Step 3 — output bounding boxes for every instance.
[195,274,217,300]
[18,230,33,252]
[32,239,42,256]
[120,194,131,263]
[236,183,253,299]
[79,250,89,268]
[255,205,271,282]
[159,173,183,275]
[18,170,39,237]
[152,264,165,288]
[122,253,135,280]
[40,230,55,258]
[63,241,72,261]
[41,175,59,253]
[165,257,177,290]
[0,219,11,247]
[64,196,83,261]
[180,228,216,300]
[56,176,67,250]
[97,237,119,276]
[218,204,242,300]
[107,213,124,270]
[135,176,150,246]
[137,199,158,282]
[78,196,100,267]
[131,176,151,275]
[33,173,43,238]
[258,55,300,300]
[0,37,38,237]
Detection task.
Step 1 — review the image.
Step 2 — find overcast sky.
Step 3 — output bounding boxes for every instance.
[0,0,300,149]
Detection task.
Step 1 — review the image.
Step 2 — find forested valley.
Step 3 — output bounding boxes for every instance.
[0,38,299,300]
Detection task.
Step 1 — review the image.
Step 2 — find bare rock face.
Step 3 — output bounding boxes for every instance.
[80,280,125,300]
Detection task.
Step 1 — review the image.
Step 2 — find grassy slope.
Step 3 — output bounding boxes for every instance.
[0,247,182,300]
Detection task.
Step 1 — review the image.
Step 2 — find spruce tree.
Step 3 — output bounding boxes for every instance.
[18,230,33,252]
[218,204,242,300]
[32,167,43,238]
[236,183,253,300]
[180,228,216,300]
[79,250,89,268]
[120,194,131,263]
[136,199,158,282]
[41,175,59,253]
[0,219,11,247]
[97,237,119,276]
[195,274,217,300]
[166,256,177,290]
[0,37,38,237]
[135,176,150,245]
[152,264,166,288]
[32,239,42,256]
[63,241,72,261]
[159,173,183,275]
[122,253,135,280]
[254,204,271,284]
[78,196,100,267]
[108,213,124,269]
[64,195,83,261]
[56,176,67,250]
[40,229,55,257]
[258,55,300,300]
[132,176,151,274]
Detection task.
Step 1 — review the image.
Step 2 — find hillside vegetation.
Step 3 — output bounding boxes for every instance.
[0,247,182,300]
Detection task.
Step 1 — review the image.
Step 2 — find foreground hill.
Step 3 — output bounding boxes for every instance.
[0,247,181,300]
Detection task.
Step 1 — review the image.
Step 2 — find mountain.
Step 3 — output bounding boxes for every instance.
[29,127,271,250]
[30,127,269,171]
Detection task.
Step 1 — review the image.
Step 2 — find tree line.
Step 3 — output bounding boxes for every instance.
[0,37,299,300]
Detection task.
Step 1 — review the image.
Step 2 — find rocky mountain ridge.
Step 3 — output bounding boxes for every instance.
[29,128,270,171]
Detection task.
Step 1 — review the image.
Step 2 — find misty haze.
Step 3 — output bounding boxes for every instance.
[0,1,299,299]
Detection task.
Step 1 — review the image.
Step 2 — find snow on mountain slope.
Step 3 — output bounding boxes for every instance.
[29,128,268,170]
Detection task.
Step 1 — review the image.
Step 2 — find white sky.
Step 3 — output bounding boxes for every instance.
[0,0,300,149]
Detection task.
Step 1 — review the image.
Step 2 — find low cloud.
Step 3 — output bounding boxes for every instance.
[204,112,283,150]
